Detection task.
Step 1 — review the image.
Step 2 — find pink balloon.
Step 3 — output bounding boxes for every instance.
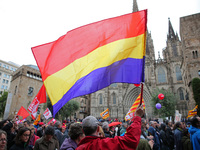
[158,93,164,100]
[156,103,162,109]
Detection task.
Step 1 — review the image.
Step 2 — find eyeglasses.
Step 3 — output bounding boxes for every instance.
[23,134,30,137]
[0,139,7,142]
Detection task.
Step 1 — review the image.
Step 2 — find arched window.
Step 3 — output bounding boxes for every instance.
[112,93,116,104]
[157,67,166,83]
[175,66,182,81]
[177,88,184,100]
[98,93,103,105]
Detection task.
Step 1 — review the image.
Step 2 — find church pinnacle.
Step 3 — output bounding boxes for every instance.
[133,0,139,12]
[167,18,177,40]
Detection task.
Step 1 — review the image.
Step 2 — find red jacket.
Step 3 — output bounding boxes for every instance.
[76,116,141,150]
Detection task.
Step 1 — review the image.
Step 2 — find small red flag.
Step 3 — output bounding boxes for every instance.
[38,84,47,104]
[17,106,29,119]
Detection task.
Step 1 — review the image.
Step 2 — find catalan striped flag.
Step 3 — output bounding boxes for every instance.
[125,93,145,121]
[32,10,147,116]
[187,105,198,118]
[100,108,109,119]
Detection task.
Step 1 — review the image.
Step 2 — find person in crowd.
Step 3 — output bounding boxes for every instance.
[34,126,59,150]
[0,120,9,130]
[148,121,160,150]
[120,122,128,135]
[188,116,200,150]
[54,121,64,146]
[181,129,192,150]
[165,120,174,150]
[174,121,183,150]
[102,122,112,138]
[76,105,144,150]
[160,123,170,150]
[36,122,45,138]
[10,127,31,150]
[98,126,105,137]
[61,124,66,134]
[136,118,154,150]
[141,118,148,139]
[23,121,30,128]
[1,120,16,149]
[182,122,187,130]
[28,127,40,150]
[60,122,85,150]
[109,126,115,138]
[0,130,7,150]
[115,124,121,136]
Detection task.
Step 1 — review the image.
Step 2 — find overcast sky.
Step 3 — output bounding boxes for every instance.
[0,0,199,66]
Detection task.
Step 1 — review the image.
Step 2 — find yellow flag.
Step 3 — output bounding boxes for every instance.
[33,114,41,125]
[187,105,198,118]
[100,108,109,119]
[125,93,145,121]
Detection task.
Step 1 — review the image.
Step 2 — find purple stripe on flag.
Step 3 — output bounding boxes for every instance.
[53,57,145,116]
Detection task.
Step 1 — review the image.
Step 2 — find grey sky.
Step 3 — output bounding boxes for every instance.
[0,0,199,66]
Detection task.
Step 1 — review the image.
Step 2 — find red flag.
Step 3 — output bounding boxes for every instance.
[38,84,47,104]
[43,108,52,120]
[17,106,29,119]
[28,84,46,120]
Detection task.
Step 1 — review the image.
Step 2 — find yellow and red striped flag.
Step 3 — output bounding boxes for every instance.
[187,105,198,118]
[33,114,41,125]
[100,108,109,119]
[125,93,145,121]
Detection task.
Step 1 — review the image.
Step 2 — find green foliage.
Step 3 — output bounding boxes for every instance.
[0,91,8,117]
[192,77,200,116]
[150,88,176,118]
[45,96,80,120]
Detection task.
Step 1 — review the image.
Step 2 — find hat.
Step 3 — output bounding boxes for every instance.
[38,122,44,126]
[102,122,109,130]
[82,116,99,128]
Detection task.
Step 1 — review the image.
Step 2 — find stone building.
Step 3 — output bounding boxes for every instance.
[85,2,200,119]
[4,65,43,119]
[180,13,200,110]
[0,59,19,95]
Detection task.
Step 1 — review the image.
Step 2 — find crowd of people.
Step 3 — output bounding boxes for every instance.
[0,106,199,150]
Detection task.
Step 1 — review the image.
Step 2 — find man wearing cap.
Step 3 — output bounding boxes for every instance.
[76,105,144,150]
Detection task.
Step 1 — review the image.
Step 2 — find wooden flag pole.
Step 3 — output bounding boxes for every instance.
[140,82,144,105]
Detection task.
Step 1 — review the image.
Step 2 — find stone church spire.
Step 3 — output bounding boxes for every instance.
[132,0,139,12]
[167,18,177,40]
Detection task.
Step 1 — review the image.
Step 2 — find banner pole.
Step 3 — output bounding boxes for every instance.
[140,82,144,105]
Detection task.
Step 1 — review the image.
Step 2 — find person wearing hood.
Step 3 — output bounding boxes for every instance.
[148,121,160,150]
[60,122,85,150]
[188,116,200,150]
[160,123,170,150]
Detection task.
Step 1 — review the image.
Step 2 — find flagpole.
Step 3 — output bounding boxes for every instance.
[140,82,144,105]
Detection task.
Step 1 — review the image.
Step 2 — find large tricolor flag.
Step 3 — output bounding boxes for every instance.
[125,93,145,121]
[32,10,147,116]
[187,105,198,118]
[100,108,109,119]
